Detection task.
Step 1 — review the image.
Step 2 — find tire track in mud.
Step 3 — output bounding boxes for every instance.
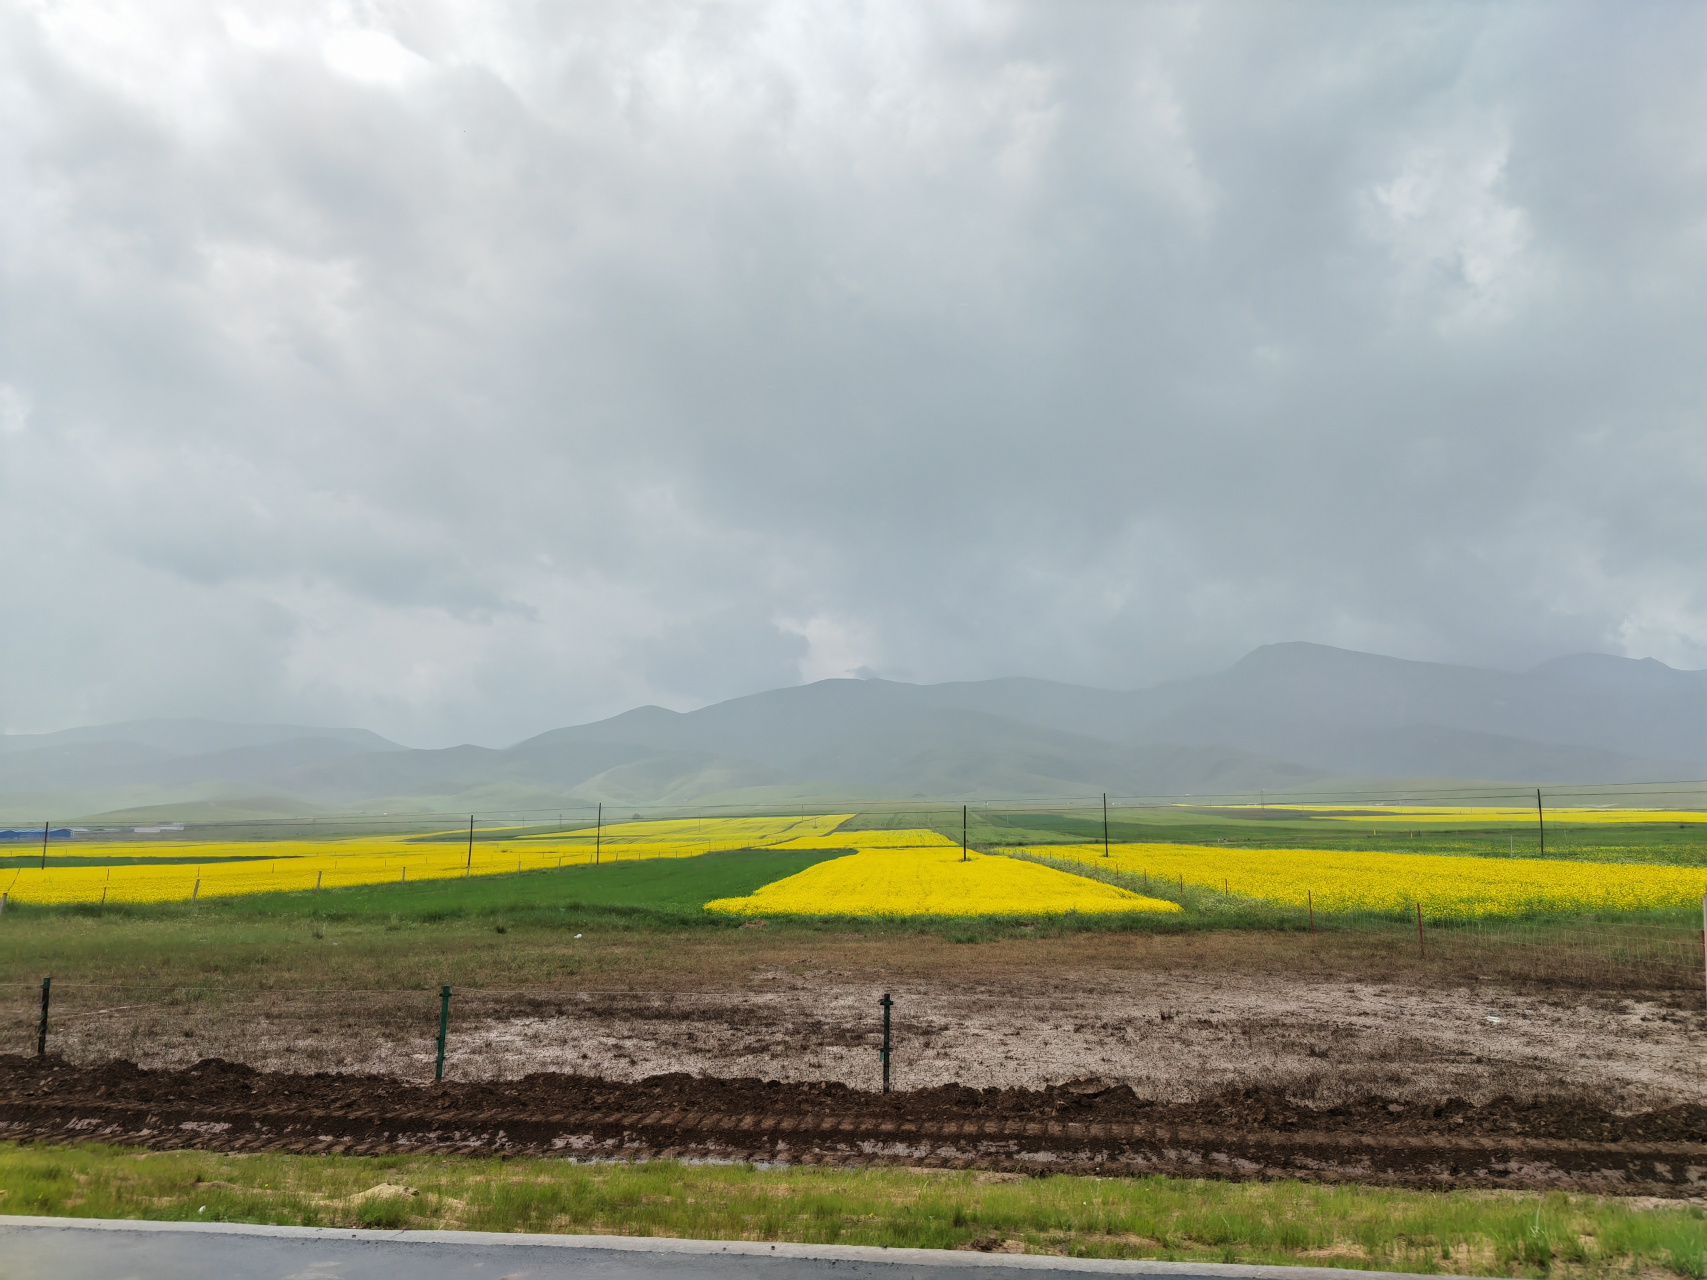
[6,1055,1707,1198]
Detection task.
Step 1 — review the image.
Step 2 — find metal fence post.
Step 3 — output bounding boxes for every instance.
[435,985,452,1081]
[37,977,50,1057]
[879,992,893,1094]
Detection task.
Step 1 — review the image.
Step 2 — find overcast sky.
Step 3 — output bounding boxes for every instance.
[4,2,1704,747]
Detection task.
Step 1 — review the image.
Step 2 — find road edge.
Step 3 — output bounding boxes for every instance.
[0,1215,1478,1278]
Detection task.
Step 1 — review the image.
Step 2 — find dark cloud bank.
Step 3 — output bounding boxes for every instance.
[4,2,1704,749]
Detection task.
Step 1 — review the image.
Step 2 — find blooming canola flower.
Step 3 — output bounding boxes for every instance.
[1035,842,1707,919]
[705,834,1182,918]
[2,814,854,906]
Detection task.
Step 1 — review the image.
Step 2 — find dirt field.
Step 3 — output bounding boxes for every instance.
[10,929,1707,1111]
[8,925,1707,1199]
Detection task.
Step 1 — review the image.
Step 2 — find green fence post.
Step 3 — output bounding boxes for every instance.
[435,985,452,1081]
[879,992,893,1094]
[37,976,50,1057]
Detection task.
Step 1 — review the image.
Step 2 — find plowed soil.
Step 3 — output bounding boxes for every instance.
[6,1054,1707,1198]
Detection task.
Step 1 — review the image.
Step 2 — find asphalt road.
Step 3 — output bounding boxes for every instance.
[0,1219,1467,1280]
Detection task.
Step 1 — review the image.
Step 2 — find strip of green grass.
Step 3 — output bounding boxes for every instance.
[3,1142,1703,1276]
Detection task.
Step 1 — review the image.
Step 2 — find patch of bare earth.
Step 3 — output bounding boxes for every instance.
[10,929,1707,1194]
[12,962,1705,1109]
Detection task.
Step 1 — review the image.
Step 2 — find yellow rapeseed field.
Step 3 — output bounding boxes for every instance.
[1035,841,1707,919]
[513,814,853,854]
[1,814,853,906]
[1230,804,1707,826]
[705,834,1182,918]
[766,828,952,850]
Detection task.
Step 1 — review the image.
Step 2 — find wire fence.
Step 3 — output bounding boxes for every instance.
[5,896,1705,1089]
[0,982,907,1084]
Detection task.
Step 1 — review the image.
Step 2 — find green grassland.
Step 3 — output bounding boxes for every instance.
[4,1142,1705,1277]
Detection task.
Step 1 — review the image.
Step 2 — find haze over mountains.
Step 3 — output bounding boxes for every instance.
[4,644,1704,821]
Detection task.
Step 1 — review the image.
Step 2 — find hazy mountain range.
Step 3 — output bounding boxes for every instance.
[4,643,1704,821]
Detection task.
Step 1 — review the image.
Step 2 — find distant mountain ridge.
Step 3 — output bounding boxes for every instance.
[3,644,1702,818]
[0,719,403,757]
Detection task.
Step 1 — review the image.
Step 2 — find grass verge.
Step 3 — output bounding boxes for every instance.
[3,1142,1705,1277]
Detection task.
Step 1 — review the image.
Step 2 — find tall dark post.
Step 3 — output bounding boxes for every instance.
[879,992,893,1093]
[1103,793,1110,858]
[435,985,452,1081]
[465,815,474,875]
[1536,788,1545,856]
[41,821,48,870]
[595,802,602,865]
[37,977,50,1057]
[961,805,967,862]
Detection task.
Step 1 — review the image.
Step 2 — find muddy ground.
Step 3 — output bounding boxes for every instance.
[6,1054,1707,1197]
[8,967,1705,1112]
[8,926,1707,1194]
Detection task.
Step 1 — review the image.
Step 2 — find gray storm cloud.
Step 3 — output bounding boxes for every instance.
[3,1,1704,746]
